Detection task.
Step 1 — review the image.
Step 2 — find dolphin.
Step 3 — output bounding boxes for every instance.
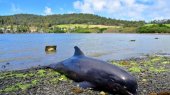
[48,46,138,95]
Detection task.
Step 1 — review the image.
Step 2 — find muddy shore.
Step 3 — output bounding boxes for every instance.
[0,55,170,95]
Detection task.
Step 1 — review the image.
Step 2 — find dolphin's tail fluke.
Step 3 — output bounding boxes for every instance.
[74,46,85,56]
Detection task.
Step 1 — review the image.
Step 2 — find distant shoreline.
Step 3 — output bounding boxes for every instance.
[1,32,170,35]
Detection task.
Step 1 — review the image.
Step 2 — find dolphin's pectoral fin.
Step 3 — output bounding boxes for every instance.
[75,81,96,89]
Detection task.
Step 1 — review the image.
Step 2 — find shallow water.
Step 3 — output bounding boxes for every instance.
[0,33,170,71]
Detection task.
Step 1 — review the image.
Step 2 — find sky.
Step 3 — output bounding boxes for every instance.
[0,0,170,21]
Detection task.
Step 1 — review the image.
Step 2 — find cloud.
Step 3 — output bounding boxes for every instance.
[74,0,94,13]
[60,8,64,11]
[73,0,170,21]
[68,11,75,14]
[44,6,53,15]
[11,3,21,13]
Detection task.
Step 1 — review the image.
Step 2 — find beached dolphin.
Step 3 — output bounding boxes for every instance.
[48,46,138,95]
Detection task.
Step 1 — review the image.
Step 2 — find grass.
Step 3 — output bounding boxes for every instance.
[165,24,170,27]
[56,24,119,29]
[145,24,170,27]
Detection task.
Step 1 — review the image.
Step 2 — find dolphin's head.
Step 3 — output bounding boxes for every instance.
[116,74,138,95]
[124,78,138,95]
[107,67,138,95]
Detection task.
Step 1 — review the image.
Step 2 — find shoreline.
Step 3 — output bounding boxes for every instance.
[1,32,170,35]
[0,55,170,95]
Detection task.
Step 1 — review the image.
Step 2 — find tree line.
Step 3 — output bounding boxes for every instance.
[0,13,145,27]
[0,13,146,33]
[1,13,170,33]
[150,19,170,24]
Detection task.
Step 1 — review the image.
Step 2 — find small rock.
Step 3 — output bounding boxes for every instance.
[158,91,170,95]
[71,87,83,94]
[6,62,10,65]
[143,90,147,93]
[130,40,136,42]
[149,92,157,95]
[99,91,108,95]
[142,79,147,82]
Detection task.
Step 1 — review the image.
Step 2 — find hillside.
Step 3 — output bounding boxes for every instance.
[1,13,170,33]
[0,13,145,27]
[0,13,146,33]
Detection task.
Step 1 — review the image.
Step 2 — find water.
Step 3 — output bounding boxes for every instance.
[1,33,170,71]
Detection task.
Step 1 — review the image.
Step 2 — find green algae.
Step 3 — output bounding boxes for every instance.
[50,78,59,83]
[111,56,169,73]
[31,79,38,85]
[149,67,167,73]
[162,61,170,64]
[143,61,153,66]
[0,85,19,93]
[17,83,32,90]
[37,69,46,77]
[111,61,124,67]
[58,75,68,81]
[47,69,60,76]
[151,57,161,62]
[0,79,38,93]
[112,60,142,73]
[0,68,68,94]
[128,66,142,73]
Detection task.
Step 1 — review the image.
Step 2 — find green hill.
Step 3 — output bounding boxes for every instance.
[0,13,145,27]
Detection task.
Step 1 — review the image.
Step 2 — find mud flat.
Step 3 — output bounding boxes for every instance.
[0,55,170,95]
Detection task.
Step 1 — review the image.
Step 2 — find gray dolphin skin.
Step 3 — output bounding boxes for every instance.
[48,46,138,95]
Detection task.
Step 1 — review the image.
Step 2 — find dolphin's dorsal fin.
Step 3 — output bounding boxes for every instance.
[74,46,85,56]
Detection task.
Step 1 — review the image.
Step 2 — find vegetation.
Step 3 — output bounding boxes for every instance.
[1,13,170,33]
[137,24,170,33]
[111,56,169,73]
[0,68,67,93]
[151,19,170,24]
[0,13,145,33]
[0,14,145,27]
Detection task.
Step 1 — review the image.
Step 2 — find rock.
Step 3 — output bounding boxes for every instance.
[149,92,157,95]
[99,91,108,95]
[143,90,147,93]
[158,91,170,95]
[130,40,136,42]
[142,79,147,82]
[6,63,10,65]
[71,87,83,94]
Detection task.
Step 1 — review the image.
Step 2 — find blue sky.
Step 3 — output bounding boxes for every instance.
[0,0,170,21]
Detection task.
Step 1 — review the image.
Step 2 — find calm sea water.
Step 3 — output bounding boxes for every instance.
[1,33,170,71]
